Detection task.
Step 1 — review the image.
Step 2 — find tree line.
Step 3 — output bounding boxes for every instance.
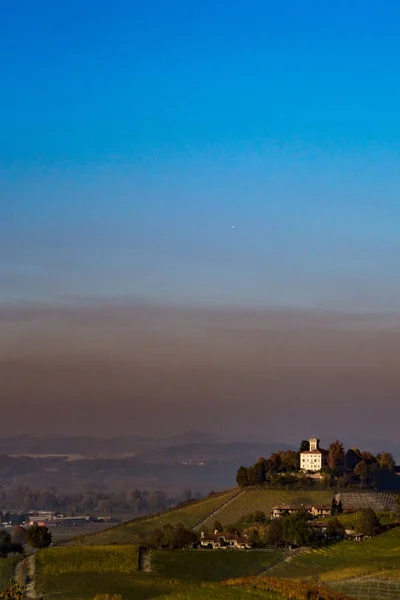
[0,523,52,557]
[236,439,397,488]
[0,485,200,516]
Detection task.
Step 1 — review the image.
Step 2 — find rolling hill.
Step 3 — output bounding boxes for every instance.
[68,489,240,545]
[68,487,333,546]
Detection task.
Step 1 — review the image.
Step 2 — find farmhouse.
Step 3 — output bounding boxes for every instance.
[270,504,311,519]
[300,436,328,472]
[199,530,251,549]
[310,504,331,518]
[270,503,332,519]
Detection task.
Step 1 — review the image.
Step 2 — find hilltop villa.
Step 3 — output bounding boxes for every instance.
[300,437,328,472]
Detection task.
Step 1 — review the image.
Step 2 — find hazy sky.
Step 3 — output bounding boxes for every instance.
[2,1,400,441]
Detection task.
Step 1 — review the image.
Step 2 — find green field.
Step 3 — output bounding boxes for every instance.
[0,557,18,591]
[201,489,333,528]
[269,526,400,582]
[69,490,239,546]
[152,549,284,582]
[35,546,284,600]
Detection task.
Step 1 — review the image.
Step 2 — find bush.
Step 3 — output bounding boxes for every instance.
[0,582,26,600]
[25,524,52,548]
[356,508,381,537]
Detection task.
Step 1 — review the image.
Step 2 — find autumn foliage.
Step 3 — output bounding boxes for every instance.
[0,582,27,600]
[223,575,352,600]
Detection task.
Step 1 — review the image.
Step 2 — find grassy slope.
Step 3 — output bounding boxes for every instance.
[152,549,284,582]
[70,490,239,546]
[269,527,400,582]
[0,557,18,590]
[201,489,333,528]
[36,546,283,600]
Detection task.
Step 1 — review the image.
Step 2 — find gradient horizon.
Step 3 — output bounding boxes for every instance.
[2,1,400,439]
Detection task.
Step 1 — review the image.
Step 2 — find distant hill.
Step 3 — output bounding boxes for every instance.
[0,434,294,494]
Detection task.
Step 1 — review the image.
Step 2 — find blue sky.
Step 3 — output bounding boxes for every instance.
[2,0,400,310]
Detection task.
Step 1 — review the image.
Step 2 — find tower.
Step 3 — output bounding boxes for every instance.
[309,437,319,451]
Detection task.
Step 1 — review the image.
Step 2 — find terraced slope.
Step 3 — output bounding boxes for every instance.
[69,489,239,545]
[200,489,333,529]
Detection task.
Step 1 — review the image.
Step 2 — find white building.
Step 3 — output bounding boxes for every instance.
[300,437,328,472]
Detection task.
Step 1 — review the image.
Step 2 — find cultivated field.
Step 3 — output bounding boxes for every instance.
[200,489,333,528]
[36,545,139,599]
[269,526,400,584]
[35,546,284,600]
[330,578,400,600]
[152,548,284,582]
[69,489,239,545]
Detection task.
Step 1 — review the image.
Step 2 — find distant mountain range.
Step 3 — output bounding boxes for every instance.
[0,431,293,463]
[0,432,398,495]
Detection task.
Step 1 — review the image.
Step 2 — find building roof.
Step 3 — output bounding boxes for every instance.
[300,448,328,455]
[201,531,248,544]
[272,504,312,511]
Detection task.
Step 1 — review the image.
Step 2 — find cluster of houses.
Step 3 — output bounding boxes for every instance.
[199,489,365,549]
[270,503,335,519]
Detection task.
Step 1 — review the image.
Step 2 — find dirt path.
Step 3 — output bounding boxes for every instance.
[191,490,244,531]
[13,554,37,598]
[25,554,37,598]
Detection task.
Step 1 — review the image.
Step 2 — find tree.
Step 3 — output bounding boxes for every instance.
[376,452,395,471]
[265,519,283,546]
[25,524,52,548]
[213,520,223,532]
[247,528,261,548]
[326,518,345,539]
[279,450,300,472]
[236,466,248,487]
[299,440,309,452]
[344,449,360,471]
[356,508,381,537]
[0,531,11,555]
[281,515,312,547]
[253,459,266,484]
[328,440,345,471]
[353,460,369,481]
[11,525,26,546]
[337,499,343,514]
[360,451,377,469]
